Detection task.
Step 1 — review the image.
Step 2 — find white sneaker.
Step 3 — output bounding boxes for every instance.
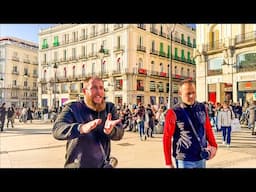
[222,141,226,145]
[226,144,230,148]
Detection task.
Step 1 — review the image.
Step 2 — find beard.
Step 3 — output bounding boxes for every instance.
[84,94,106,112]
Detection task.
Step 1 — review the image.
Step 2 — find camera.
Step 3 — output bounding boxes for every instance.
[200,148,211,160]
[103,156,118,168]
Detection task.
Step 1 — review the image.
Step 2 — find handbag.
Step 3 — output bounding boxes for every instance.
[231,118,241,132]
[99,141,118,168]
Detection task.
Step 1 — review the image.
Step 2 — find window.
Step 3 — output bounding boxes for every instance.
[117,58,121,72]
[42,39,48,49]
[167,45,171,58]
[72,48,76,59]
[209,58,222,70]
[24,68,28,76]
[174,66,178,74]
[63,50,67,61]
[151,61,154,73]
[160,63,163,72]
[12,80,17,86]
[115,79,123,90]
[187,68,190,77]
[175,48,178,58]
[53,36,59,46]
[150,81,156,92]
[181,67,184,76]
[151,40,155,51]
[137,80,144,91]
[82,65,85,76]
[102,60,106,74]
[54,51,58,62]
[92,63,95,74]
[81,46,85,56]
[238,52,256,68]
[33,69,37,76]
[13,66,18,73]
[181,49,185,61]
[72,66,75,78]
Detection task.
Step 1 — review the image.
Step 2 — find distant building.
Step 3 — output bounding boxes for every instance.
[0,37,38,108]
[195,24,256,105]
[38,24,196,108]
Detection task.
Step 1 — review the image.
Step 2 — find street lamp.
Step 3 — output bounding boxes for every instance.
[53,63,58,110]
[23,74,28,107]
[98,45,105,78]
[0,76,3,104]
[223,47,235,103]
[167,24,176,109]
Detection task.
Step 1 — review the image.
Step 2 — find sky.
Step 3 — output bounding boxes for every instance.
[0,24,196,45]
[0,24,56,44]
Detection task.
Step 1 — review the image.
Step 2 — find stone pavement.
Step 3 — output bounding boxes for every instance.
[1,119,256,168]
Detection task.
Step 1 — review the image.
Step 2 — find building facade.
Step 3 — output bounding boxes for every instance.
[0,37,38,108]
[38,24,196,109]
[195,24,256,105]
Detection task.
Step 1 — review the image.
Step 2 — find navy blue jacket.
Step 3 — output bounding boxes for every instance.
[172,102,208,161]
[52,100,124,168]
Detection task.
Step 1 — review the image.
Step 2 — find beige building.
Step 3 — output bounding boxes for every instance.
[195,24,256,105]
[38,24,196,109]
[0,37,38,108]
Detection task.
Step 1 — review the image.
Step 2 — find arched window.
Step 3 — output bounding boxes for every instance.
[64,67,67,78]
[73,65,75,78]
[160,63,163,72]
[82,64,85,76]
[187,68,190,77]
[174,66,178,75]
[117,57,121,72]
[138,58,143,69]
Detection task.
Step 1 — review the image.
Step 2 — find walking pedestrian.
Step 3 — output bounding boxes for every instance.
[163,79,217,168]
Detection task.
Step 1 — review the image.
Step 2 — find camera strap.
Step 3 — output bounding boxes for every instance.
[99,141,108,164]
[181,108,204,150]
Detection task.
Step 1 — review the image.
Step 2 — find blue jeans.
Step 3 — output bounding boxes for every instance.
[175,159,206,168]
[222,126,231,144]
[138,120,145,138]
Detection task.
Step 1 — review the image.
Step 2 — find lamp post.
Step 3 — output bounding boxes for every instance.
[23,74,28,107]
[53,63,58,111]
[98,45,105,78]
[0,76,3,104]
[223,47,235,103]
[167,24,176,109]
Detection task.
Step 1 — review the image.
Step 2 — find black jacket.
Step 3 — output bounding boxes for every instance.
[52,100,124,168]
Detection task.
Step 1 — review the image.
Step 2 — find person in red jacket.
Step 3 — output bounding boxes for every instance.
[163,79,217,168]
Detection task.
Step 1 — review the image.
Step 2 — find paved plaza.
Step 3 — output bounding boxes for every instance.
[1,120,256,168]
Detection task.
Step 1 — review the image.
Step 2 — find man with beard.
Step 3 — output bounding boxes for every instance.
[53,76,124,168]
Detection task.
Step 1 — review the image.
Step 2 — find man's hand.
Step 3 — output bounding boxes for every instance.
[79,119,102,134]
[207,145,217,160]
[104,113,122,135]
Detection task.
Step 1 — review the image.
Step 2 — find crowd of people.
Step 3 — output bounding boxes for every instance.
[3,75,255,168]
[0,103,63,132]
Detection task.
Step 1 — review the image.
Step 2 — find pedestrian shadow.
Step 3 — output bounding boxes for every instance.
[1,128,52,137]
[1,144,65,154]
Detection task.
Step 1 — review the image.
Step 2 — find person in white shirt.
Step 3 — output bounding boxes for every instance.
[217,101,235,148]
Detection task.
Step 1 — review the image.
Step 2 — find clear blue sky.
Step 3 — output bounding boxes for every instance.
[0,24,196,44]
[0,24,56,44]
